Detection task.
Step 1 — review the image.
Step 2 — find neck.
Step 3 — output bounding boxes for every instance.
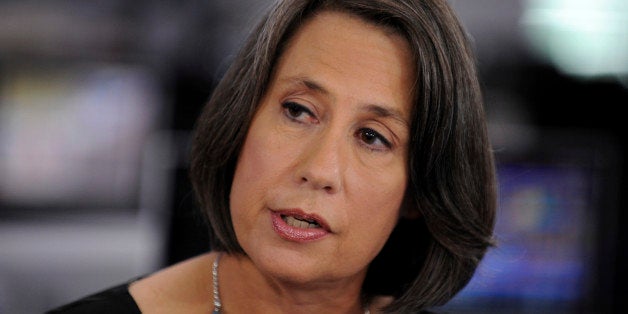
[218,253,367,313]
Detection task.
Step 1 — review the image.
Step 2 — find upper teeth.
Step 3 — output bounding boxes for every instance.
[283,215,320,229]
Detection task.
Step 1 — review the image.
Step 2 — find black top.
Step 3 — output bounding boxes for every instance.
[46,279,434,313]
[46,281,141,314]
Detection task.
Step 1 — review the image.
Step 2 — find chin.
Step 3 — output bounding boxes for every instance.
[249,245,367,287]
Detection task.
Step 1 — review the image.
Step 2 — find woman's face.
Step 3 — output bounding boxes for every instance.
[230,11,414,286]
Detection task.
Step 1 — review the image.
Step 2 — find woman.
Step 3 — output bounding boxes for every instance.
[49,0,495,313]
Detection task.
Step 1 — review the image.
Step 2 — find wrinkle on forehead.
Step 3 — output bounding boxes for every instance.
[272,11,415,122]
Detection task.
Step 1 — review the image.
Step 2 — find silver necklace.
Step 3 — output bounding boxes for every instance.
[212,253,222,314]
[211,253,370,314]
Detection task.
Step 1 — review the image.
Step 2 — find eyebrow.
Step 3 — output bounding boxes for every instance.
[362,104,409,128]
[281,76,410,127]
[282,77,330,96]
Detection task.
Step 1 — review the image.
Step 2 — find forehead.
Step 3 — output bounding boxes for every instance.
[271,10,415,118]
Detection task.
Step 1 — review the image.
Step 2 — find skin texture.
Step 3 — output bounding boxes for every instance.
[228,10,414,312]
[130,11,415,313]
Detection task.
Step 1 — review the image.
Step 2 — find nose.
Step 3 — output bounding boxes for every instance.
[294,131,344,194]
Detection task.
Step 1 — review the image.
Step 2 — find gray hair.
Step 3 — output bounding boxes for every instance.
[190,0,496,312]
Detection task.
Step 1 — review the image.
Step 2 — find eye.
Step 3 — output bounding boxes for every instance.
[357,128,392,151]
[281,101,316,123]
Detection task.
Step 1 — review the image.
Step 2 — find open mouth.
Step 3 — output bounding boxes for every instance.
[271,210,330,242]
[281,214,321,229]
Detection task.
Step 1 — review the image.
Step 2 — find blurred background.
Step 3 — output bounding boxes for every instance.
[0,0,625,313]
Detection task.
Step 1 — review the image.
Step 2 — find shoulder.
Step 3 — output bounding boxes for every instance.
[47,252,218,314]
[128,252,217,312]
[46,281,141,314]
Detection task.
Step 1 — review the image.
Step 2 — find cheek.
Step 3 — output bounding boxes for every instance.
[363,187,404,232]
[230,128,288,220]
[347,167,407,248]
[231,135,266,209]
[230,136,267,248]
[352,164,407,215]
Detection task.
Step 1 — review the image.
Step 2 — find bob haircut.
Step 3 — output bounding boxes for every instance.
[190,0,496,312]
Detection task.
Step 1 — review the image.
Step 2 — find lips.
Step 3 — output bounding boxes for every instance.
[271,210,330,242]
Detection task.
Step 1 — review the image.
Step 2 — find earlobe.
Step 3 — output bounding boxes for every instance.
[368,295,395,313]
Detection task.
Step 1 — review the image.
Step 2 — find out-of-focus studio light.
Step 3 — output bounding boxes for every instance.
[522,0,627,82]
